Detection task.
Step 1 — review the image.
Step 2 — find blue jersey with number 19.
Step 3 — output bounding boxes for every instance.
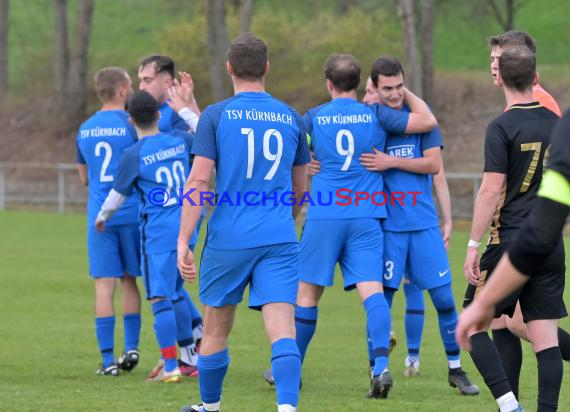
[192,92,311,250]
[76,110,139,226]
[113,131,196,254]
[304,99,410,220]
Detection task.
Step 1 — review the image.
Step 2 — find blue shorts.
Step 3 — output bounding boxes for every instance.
[87,224,140,278]
[199,243,300,310]
[141,250,183,300]
[300,218,383,290]
[383,227,451,290]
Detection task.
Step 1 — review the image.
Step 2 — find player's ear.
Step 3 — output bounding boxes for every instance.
[533,71,540,86]
[264,61,270,76]
[226,62,234,76]
[326,79,334,94]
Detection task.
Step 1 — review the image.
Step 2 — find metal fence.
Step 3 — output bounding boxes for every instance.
[0,162,482,218]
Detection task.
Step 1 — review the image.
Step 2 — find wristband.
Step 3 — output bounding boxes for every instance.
[467,239,481,248]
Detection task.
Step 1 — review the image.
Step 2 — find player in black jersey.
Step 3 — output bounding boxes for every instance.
[462,47,566,412]
[458,110,570,412]
[464,47,566,411]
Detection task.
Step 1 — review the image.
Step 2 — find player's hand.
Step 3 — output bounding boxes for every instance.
[178,72,195,101]
[463,247,481,286]
[359,148,395,172]
[177,242,196,282]
[442,221,452,250]
[308,158,321,175]
[455,300,494,351]
[95,218,105,232]
[166,83,189,113]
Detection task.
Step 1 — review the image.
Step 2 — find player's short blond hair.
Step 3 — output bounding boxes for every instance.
[94,67,129,102]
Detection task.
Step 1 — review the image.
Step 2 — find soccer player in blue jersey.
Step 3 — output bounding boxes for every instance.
[359,56,480,395]
[95,91,199,383]
[275,54,438,400]
[177,33,310,412]
[362,76,454,377]
[138,54,205,354]
[76,67,142,376]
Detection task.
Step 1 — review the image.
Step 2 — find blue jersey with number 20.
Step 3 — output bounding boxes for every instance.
[113,131,195,254]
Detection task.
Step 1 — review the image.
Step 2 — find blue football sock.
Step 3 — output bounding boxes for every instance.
[182,288,203,330]
[367,326,374,368]
[151,300,178,372]
[428,284,460,366]
[173,295,194,348]
[95,316,115,367]
[123,313,141,352]
[198,348,230,405]
[364,293,391,376]
[404,282,425,359]
[384,287,396,307]
[295,306,318,361]
[272,338,302,407]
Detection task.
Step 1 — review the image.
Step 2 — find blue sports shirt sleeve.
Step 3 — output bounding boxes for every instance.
[171,110,190,132]
[421,127,444,152]
[292,110,311,166]
[113,146,140,196]
[302,111,315,149]
[191,107,218,161]
[373,104,410,134]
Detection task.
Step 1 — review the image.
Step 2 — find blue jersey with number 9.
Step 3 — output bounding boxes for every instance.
[191,92,311,250]
[304,99,410,220]
[113,131,196,253]
[76,110,139,226]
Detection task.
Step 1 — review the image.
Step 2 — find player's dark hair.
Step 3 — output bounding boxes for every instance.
[94,67,129,102]
[370,56,404,88]
[139,55,176,79]
[488,30,537,54]
[128,91,159,129]
[499,46,536,92]
[324,54,361,92]
[227,33,268,81]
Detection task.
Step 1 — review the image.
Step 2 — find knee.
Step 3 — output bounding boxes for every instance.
[506,317,528,340]
[297,282,323,307]
[429,285,456,313]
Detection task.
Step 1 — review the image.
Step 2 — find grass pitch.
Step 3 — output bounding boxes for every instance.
[0,211,568,411]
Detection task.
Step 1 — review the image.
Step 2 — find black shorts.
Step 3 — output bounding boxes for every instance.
[463,241,567,322]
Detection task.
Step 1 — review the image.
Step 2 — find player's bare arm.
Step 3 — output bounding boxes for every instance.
[291,164,307,219]
[177,155,214,282]
[433,163,453,249]
[457,253,528,350]
[403,88,438,134]
[76,163,88,186]
[463,172,506,285]
[360,146,441,174]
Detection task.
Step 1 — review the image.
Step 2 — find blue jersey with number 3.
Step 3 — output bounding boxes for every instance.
[304,99,410,220]
[191,92,311,250]
[76,110,139,226]
[113,131,195,254]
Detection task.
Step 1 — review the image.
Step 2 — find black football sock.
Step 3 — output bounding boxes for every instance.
[492,328,522,400]
[469,332,512,399]
[557,328,570,361]
[536,346,562,412]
